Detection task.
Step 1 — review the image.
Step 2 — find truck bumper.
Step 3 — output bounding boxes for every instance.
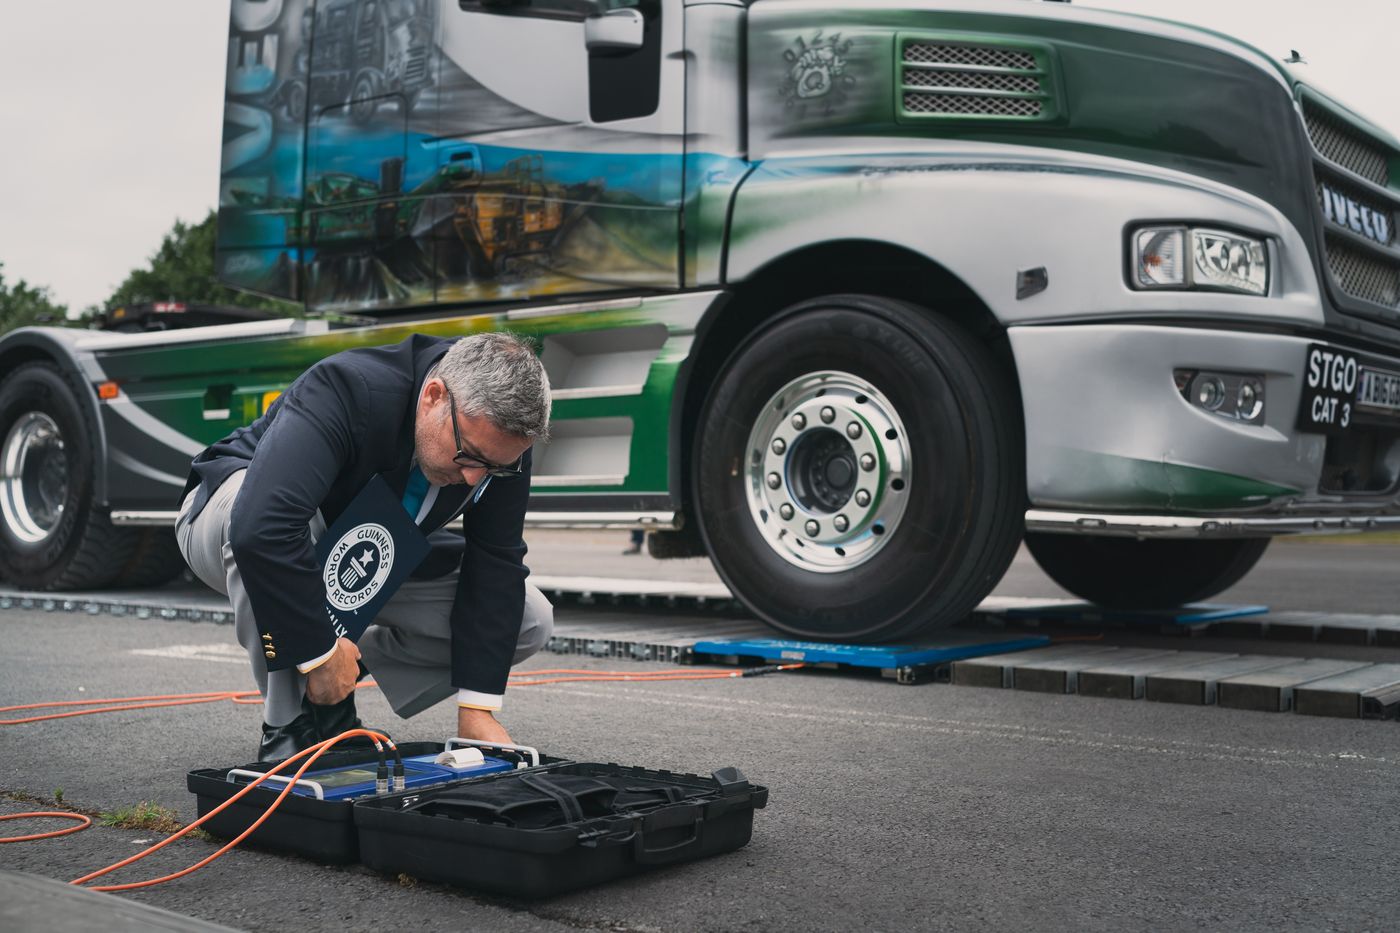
[1010,322,1400,533]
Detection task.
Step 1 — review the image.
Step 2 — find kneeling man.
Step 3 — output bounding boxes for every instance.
[176,332,553,760]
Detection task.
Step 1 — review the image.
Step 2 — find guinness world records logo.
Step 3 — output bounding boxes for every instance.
[324,523,395,612]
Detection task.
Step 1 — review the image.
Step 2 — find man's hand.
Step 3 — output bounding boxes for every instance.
[304,637,361,705]
[457,706,513,746]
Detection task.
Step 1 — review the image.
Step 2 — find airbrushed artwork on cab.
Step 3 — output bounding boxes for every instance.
[751,23,885,142]
[220,0,679,312]
[779,32,857,119]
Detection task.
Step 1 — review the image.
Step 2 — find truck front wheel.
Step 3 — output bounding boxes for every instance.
[1023,533,1271,609]
[693,295,1024,642]
[0,361,144,590]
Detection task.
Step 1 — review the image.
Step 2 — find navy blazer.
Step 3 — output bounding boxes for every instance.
[181,334,532,698]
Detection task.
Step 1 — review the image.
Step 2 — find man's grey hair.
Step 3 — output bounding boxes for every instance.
[434,332,551,441]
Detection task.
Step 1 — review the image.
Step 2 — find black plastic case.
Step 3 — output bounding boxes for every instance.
[186,741,557,864]
[352,762,768,897]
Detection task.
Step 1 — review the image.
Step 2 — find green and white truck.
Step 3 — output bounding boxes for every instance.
[3,0,1398,640]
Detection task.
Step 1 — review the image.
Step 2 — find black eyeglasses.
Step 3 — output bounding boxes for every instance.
[442,384,525,477]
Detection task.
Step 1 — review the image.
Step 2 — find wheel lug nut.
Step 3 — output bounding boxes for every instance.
[791,413,806,431]
[855,489,871,507]
[820,406,835,424]
[834,514,849,533]
[804,520,820,537]
[860,453,876,471]
[766,472,781,490]
[846,421,862,440]
[779,503,794,520]
[771,438,786,455]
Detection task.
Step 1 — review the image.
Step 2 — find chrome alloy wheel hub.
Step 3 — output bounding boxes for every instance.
[1,412,68,544]
[745,371,911,572]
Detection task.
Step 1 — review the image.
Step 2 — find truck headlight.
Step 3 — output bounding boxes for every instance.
[1132,226,1269,296]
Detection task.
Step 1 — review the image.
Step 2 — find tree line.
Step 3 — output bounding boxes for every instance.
[0,210,291,335]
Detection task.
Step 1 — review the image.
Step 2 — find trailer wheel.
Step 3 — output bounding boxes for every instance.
[1024,533,1271,609]
[284,79,307,124]
[349,70,383,124]
[0,361,136,590]
[112,528,186,589]
[693,295,1024,642]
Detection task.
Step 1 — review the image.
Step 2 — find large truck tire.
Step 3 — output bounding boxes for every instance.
[693,294,1024,642]
[1024,533,1271,609]
[0,361,140,590]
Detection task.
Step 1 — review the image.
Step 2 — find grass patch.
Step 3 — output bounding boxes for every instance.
[100,801,185,835]
[1,790,212,839]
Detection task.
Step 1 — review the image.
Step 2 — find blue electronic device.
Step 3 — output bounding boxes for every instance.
[236,751,517,801]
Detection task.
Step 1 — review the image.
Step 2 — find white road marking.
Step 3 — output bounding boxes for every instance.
[130,643,245,664]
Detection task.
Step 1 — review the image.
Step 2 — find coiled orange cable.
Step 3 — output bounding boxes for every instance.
[0,812,92,843]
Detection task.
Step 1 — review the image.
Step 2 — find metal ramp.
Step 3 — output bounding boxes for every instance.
[951,646,1400,719]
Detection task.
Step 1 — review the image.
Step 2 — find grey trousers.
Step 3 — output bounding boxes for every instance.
[175,469,553,727]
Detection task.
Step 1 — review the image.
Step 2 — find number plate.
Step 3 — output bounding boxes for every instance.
[1357,367,1400,414]
[1297,344,1400,434]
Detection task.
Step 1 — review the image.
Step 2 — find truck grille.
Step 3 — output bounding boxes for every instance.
[903,43,1036,71]
[898,37,1057,123]
[1301,92,1400,324]
[1303,100,1389,187]
[1325,236,1400,309]
[904,69,1040,93]
[904,93,1042,118]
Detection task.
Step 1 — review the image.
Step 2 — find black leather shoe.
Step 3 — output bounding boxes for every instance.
[255,692,387,762]
[307,690,365,741]
[257,710,320,763]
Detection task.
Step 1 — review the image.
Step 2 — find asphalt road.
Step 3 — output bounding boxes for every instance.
[3,537,1400,931]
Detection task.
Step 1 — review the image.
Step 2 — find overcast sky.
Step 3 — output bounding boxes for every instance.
[0,0,1394,313]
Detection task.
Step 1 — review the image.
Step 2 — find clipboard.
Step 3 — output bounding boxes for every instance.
[315,474,432,643]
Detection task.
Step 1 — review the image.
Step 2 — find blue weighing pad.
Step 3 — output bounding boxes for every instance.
[692,633,1050,668]
[262,752,516,801]
[998,602,1269,628]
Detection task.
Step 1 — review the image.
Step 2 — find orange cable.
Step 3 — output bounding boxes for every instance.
[512,672,762,686]
[1,690,256,712]
[3,667,797,724]
[513,667,739,677]
[510,664,805,686]
[2,696,254,726]
[70,729,389,892]
[11,663,805,884]
[0,812,92,843]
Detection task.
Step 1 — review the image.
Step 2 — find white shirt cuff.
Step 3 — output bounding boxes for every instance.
[456,689,503,711]
[296,642,338,674]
